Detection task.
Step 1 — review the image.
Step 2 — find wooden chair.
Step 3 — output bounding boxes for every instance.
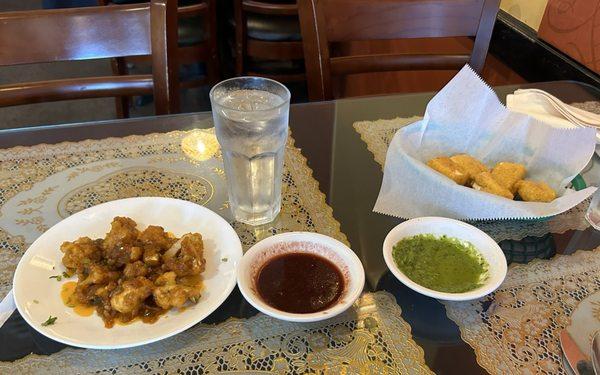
[100,0,218,117]
[234,0,305,83]
[298,0,500,101]
[0,0,179,115]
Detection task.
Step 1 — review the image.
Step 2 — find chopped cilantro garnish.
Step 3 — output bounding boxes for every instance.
[42,316,57,326]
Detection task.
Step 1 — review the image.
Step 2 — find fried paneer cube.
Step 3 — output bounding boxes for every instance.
[427,157,469,185]
[472,171,514,200]
[450,154,488,180]
[516,180,556,202]
[491,162,526,193]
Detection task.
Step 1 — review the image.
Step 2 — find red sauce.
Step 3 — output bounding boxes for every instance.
[256,253,344,314]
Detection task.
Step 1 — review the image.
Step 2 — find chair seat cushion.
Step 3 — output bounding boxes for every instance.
[246,13,301,42]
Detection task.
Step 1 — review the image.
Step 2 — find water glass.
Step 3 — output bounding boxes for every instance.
[586,186,600,230]
[210,77,291,225]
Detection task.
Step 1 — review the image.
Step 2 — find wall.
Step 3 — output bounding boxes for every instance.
[538,0,600,75]
[500,0,549,30]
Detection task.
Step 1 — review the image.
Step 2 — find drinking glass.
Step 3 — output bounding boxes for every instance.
[585,186,600,230]
[210,77,291,225]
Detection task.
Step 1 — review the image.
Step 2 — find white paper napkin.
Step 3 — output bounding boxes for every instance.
[0,290,15,329]
[373,65,597,220]
[507,88,600,152]
[506,90,578,129]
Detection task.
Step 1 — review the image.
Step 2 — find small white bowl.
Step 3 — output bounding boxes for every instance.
[383,217,507,301]
[237,232,365,322]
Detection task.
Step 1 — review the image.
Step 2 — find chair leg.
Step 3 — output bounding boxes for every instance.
[111,57,131,118]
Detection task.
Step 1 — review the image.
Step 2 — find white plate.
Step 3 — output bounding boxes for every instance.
[383,217,507,301]
[13,197,243,349]
[237,232,365,322]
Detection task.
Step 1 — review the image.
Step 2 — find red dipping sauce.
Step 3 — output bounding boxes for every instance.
[256,252,344,314]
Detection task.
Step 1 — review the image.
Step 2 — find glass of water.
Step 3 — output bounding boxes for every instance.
[210,77,290,225]
[586,187,600,230]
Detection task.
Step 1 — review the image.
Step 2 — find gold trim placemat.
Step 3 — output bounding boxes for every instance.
[443,247,600,375]
[0,126,432,374]
[0,291,433,374]
[353,100,600,242]
[0,127,346,298]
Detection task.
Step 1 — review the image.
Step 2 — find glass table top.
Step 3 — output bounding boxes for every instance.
[1,81,599,374]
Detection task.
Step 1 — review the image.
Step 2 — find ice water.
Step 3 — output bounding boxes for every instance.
[212,87,289,225]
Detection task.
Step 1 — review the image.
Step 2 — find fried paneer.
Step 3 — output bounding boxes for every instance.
[450,154,488,181]
[491,162,526,193]
[427,157,469,185]
[472,171,514,200]
[516,180,556,202]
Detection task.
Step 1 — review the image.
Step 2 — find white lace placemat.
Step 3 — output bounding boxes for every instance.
[0,127,432,373]
[1,291,432,374]
[0,128,348,299]
[353,101,600,242]
[443,247,600,374]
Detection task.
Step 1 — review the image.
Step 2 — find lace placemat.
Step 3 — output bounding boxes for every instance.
[0,127,348,299]
[443,247,600,374]
[0,127,431,373]
[1,291,432,374]
[353,101,600,242]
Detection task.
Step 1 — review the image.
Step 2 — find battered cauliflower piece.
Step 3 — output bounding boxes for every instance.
[60,217,206,327]
[60,237,102,271]
[450,154,488,181]
[516,180,556,202]
[163,233,206,276]
[472,171,514,200]
[491,162,526,194]
[139,225,176,251]
[427,157,469,185]
[123,261,149,279]
[103,217,139,251]
[110,276,153,314]
[153,271,201,309]
[79,264,119,287]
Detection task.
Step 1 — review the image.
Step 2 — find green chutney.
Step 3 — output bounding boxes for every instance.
[392,234,489,293]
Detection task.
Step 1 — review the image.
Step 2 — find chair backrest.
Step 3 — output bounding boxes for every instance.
[0,0,179,114]
[234,0,306,82]
[298,0,500,101]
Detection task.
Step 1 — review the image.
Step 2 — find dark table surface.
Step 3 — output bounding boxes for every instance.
[1,81,599,374]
